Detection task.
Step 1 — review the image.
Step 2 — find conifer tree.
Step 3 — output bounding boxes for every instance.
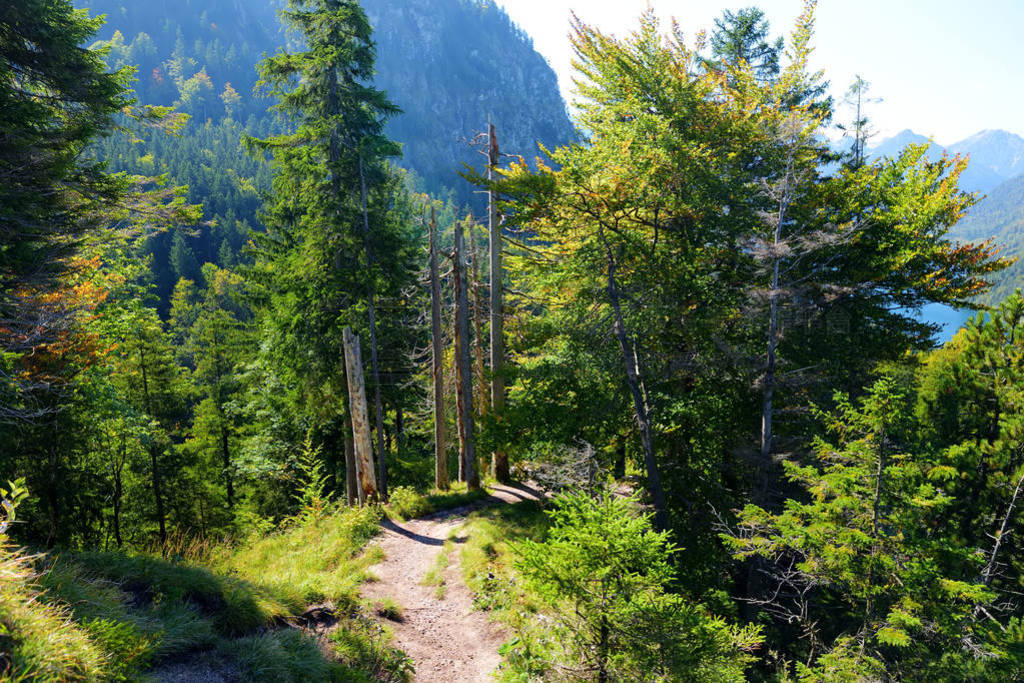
[708,6,782,81]
[246,0,403,489]
[0,0,131,421]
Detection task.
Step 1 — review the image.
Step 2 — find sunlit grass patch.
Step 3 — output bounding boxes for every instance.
[6,503,411,681]
[209,504,382,613]
[458,500,554,680]
[373,596,404,622]
[384,482,490,521]
[0,546,108,681]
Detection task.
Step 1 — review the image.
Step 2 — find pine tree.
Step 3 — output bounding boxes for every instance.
[707,7,783,81]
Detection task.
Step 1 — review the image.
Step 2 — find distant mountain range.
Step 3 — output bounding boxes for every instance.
[869,129,1024,308]
[868,128,1024,195]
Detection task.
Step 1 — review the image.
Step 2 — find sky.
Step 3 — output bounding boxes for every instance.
[493,0,1024,146]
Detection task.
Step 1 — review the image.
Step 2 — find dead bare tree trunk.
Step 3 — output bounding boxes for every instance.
[488,123,510,483]
[983,467,1024,586]
[759,149,795,504]
[430,207,449,490]
[469,218,489,417]
[344,414,358,505]
[454,217,480,490]
[343,327,378,503]
[596,223,667,530]
[358,155,388,500]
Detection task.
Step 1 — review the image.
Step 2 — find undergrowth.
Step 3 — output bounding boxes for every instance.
[385,481,490,521]
[4,502,412,681]
[422,541,453,599]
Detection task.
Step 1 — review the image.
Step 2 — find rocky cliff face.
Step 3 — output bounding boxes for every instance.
[363,0,574,204]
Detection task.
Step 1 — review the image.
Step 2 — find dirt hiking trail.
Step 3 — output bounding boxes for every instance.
[361,483,544,682]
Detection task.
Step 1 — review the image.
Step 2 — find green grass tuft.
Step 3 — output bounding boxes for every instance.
[458,500,554,680]
[374,597,403,622]
[421,542,452,599]
[208,504,382,616]
[0,546,108,681]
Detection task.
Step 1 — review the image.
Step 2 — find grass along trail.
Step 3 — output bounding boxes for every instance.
[362,483,544,682]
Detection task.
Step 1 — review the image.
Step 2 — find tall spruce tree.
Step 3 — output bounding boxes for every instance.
[245,0,404,494]
[708,7,782,81]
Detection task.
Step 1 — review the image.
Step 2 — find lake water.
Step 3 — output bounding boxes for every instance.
[916,303,974,345]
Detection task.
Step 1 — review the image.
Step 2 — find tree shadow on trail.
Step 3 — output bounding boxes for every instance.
[380,518,446,546]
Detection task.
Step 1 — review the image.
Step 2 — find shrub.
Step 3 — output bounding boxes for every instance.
[386,486,430,520]
[515,490,761,682]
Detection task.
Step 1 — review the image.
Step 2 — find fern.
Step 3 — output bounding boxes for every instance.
[290,438,332,525]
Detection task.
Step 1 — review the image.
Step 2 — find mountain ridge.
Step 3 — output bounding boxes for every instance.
[869,128,1024,194]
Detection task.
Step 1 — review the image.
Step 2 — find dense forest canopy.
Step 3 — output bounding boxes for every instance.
[3,0,1024,680]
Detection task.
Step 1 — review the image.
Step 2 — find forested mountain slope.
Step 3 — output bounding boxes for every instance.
[77,0,573,302]
[950,173,1024,304]
[81,0,573,196]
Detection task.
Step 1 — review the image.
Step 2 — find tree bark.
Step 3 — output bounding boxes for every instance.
[429,207,449,490]
[343,327,378,503]
[358,155,388,500]
[112,427,125,548]
[488,123,510,483]
[139,345,167,548]
[983,468,1024,586]
[759,151,795,504]
[454,217,480,490]
[344,407,358,505]
[597,224,667,530]
[221,423,233,509]
[598,613,609,683]
[469,217,488,417]
[395,402,404,452]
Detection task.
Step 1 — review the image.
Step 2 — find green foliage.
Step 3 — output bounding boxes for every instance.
[210,503,382,613]
[515,491,761,681]
[0,481,107,681]
[221,629,335,682]
[240,0,424,500]
[458,500,555,678]
[328,618,415,682]
[0,478,28,536]
[707,7,783,81]
[8,1,1024,679]
[4,499,397,680]
[385,486,429,521]
[374,597,403,622]
[0,0,131,302]
[726,374,1011,678]
[384,482,490,522]
[289,438,333,525]
[487,2,1005,589]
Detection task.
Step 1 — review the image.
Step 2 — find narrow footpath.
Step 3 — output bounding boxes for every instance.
[361,483,544,682]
